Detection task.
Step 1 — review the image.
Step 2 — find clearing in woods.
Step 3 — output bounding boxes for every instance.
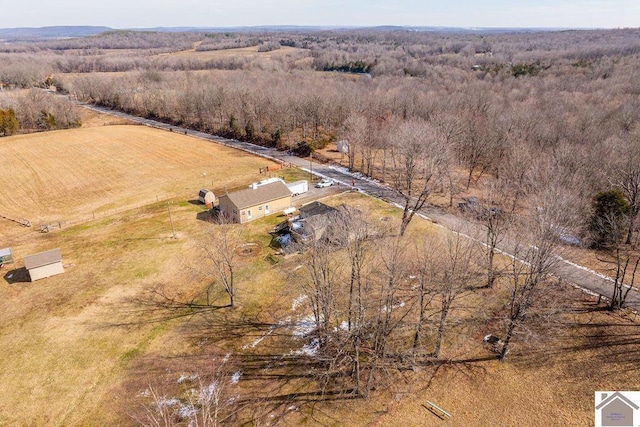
[159,45,302,59]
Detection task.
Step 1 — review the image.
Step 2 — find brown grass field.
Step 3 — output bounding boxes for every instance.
[0,124,284,234]
[1,121,640,426]
[160,45,302,60]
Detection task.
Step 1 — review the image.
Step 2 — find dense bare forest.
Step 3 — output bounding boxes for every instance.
[2,27,640,423]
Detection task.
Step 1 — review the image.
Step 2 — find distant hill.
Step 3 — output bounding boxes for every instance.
[131,25,343,33]
[0,25,579,41]
[0,26,111,40]
[133,25,578,34]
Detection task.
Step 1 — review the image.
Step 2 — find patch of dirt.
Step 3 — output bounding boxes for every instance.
[236,242,262,258]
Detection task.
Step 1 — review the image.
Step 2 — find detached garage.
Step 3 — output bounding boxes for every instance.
[24,248,64,282]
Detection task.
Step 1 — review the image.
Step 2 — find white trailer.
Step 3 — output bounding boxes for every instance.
[287,180,308,196]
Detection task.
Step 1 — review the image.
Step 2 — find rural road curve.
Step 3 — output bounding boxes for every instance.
[77,102,640,313]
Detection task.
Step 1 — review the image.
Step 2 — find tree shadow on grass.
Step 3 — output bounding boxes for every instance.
[112,288,505,424]
[510,300,640,378]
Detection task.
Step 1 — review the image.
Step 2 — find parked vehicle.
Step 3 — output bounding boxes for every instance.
[315,179,334,188]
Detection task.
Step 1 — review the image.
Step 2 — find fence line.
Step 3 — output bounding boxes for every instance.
[35,193,182,233]
[0,213,31,228]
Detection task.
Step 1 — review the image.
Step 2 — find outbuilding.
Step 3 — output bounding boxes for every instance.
[198,189,216,209]
[23,248,64,282]
[0,247,13,267]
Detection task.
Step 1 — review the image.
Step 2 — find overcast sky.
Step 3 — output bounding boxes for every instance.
[1,0,638,29]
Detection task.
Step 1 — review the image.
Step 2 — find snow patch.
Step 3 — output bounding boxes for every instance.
[231,371,242,384]
[200,382,218,401]
[292,338,320,357]
[328,165,383,185]
[292,314,316,338]
[382,301,406,311]
[177,374,199,384]
[157,397,180,408]
[177,404,197,419]
[242,325,276,349]
[292,294,308,311]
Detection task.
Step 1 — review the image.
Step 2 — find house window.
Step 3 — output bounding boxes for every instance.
[258,206,263,211]
[233,209,238,214]
[247,210,252,219]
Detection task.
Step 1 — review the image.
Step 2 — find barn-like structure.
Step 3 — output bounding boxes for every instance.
[23,248,64,282]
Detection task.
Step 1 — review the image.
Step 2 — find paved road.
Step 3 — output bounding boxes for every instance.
[78,102,640,313]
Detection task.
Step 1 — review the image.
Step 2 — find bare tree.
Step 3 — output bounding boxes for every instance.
[477,180,513,288]
[198,216,244,308]
[390,119,446,236]
[430,230,482,358]
[592,205,640,310]
[342,114,367,173]
[411,238,437,357]
[499,186,574,361]
[304,234,339,348]
[335,207,371,333]
[455,92,505,189]
[600,248,640,311]
[608,135,640,246]
[433,111,464,207]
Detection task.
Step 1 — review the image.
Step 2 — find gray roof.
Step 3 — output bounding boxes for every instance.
[298,201,336,219]
[221,181,291,210]
[0,247,11,258]
[24,248,62,270]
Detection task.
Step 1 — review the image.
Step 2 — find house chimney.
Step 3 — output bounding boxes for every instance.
[601,393,608,401]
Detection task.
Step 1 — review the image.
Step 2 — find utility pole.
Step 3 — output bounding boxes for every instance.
[167,202,176,238]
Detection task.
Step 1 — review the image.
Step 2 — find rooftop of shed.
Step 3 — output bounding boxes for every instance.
[24,248,62,270]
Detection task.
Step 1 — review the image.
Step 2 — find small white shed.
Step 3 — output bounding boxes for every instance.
[198,189,216,209]
[24,248,64,282]
[0,247,13,266]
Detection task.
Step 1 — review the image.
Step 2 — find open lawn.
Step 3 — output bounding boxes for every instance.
[0,124,286,236]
